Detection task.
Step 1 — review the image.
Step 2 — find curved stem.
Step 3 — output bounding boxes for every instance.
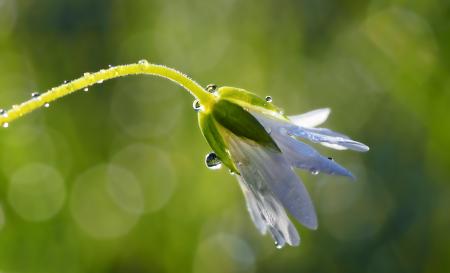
[0,62,215,126]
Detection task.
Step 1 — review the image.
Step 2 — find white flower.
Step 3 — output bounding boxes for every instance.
[198,87,369,248]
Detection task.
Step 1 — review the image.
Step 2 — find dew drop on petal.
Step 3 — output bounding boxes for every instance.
[275,241,283,249]
[328,157,333,161]
[2,122,9,128]
[311,168,319,175]
[205,152,222,170]
[63,80,68,84]
[108,64,113,68]
[265,96,273,102]
[84,87,89,92]
[193,99,202,112]
[206,84,217,93]
[138,59,149,65]
[31,92,40,99]
[44,103,50,108]
[0,109,7,117]
[97,80,104,84]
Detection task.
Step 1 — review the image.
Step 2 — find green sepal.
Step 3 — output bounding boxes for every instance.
[217,86,286,119]
[211,99,280,151]
[198,112,239,174]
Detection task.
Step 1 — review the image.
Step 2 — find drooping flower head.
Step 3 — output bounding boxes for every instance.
[198,85,369,248]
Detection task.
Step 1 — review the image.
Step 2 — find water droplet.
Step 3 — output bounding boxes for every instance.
[206,84,217,93]
[311,168,319,175]
[205,152,222,170]
[108,64,113,68]
[97,80,104,84]
[265,96,272,102]
[84,87,89,92]
[192,99,202,112]
[0,109,7,117]
[31,92,41,99]
[2,122,9,128]
[275,241,283,249]
[63,80,68,84]
[138,59,149,65]
[44,103,50,108]
[327,157,333,161]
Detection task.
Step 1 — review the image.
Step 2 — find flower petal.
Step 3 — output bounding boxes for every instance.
[271,130,354,178]
[235,167,300,248]
[288,108,330,128]
[251,110,369,152]
[236,175,267,235]
[226,134,318,231]
[288,127,370,152]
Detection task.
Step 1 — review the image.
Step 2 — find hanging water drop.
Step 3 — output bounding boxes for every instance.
[2,122,9,128]
[265,96,272,102]
[138,59,149,65]
[44,103,50,108]
[108,64,113,68]
[84,87,89,92]
[0,109,7,117]
[192,99,202,112]
[63,80,68,84]
[310,168,319,175]
[274,241,283,249]
[31,92,40,99]
[97,80,104,84]
[327,157,333,161]
[206,84,217,93]
[205,152,222,170]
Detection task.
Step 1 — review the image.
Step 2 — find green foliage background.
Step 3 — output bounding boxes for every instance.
[0,0,449,272]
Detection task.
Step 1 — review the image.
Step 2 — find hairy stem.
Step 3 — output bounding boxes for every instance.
[0,61,215,126]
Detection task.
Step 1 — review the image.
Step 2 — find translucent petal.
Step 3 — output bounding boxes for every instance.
[288,108,330,128]
[236,175,267,235]
[251,111,369,152]
[234,170,300,247]
[227,134,318,231]
[289,127,370,152]
[271,130,354,178]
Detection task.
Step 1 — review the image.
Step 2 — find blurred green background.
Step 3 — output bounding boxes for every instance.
[0,0,449,272]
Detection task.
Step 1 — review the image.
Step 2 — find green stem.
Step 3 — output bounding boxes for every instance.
[0,61,215,126]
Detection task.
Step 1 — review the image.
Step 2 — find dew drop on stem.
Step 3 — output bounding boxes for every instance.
[138,59,149,65]
[206,84,217,93]
[192,99,202,112]
[31,92,40,99]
